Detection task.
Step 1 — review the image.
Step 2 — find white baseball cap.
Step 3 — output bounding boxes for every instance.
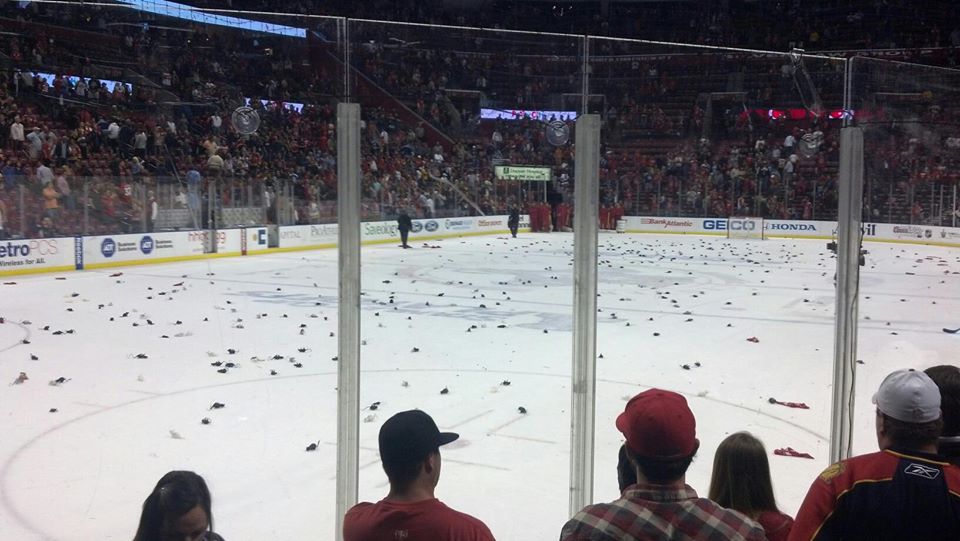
[872,369,941,423]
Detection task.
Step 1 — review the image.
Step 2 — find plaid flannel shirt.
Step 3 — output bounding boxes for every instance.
[560,484,767,541]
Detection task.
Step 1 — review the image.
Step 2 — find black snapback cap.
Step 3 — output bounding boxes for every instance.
[379,410,459,465]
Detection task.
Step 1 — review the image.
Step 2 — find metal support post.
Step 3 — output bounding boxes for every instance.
[909,187,915,224]
[18,184,26,237]
[939,185,944,225]
[569,113,601,517]
[887,185,893,223]
[830,126,864,465]
[335,102,362,541]
[656,181,661,216]
[83,180,89,236]
[210,179,219,253]
[930,187,935,224]
[950,184,960,227]
[289,182,295,224]
[140,184,147,233]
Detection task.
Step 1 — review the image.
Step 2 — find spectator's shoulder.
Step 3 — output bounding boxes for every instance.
[560,502,623,540]
[814,450,889,486]
[692,498,766,540]
[344,501,375,518]
[436,501,495,538]
[342,500,379,534]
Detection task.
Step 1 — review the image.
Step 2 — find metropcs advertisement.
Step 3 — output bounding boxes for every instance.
[0,237,75,275]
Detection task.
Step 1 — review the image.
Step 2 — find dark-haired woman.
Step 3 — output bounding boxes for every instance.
[709,432,793,541]
[133,470,225,541]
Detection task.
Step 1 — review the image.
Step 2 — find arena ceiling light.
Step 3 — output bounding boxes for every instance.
[113,0,306,38]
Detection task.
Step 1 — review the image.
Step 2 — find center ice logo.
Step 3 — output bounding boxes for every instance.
[140,236,154,255]
[101,238,116,258]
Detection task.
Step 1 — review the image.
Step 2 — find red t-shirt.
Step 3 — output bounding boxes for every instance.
[343,498,495,541]
[757,510,793,541]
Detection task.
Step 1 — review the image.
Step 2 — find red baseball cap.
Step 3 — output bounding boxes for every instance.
[616,389,697,459]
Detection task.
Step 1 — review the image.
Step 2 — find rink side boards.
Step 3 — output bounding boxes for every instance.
[0,216,529,276]
[621,216,960,248]
[3,214,957,277]
[270,216,531,252]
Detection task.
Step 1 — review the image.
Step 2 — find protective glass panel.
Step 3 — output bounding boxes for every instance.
[588,37,848,518]
[0,4,345,540]
[347,19,584,540]
[850,57,959,456]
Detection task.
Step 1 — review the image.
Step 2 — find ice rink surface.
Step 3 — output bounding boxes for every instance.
[1,232,957,540]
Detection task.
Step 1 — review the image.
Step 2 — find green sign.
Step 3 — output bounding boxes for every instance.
[494,165,551,182]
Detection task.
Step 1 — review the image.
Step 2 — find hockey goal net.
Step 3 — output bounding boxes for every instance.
[726,216,766,239]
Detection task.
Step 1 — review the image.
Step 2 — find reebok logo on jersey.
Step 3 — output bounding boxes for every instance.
[904,463,940,480]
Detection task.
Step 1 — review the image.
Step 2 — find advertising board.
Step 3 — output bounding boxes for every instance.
[494,166,552,182]
[871,223,960,247]
[0,237,76,276]
[764,220,836,238]
[84,230,242,267]
[277,224,339,249]
[623,217,704,234]
[243,227,270,254]
[3,215,954,278]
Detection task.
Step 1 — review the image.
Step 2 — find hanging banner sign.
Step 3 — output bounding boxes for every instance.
[494,165,552,182]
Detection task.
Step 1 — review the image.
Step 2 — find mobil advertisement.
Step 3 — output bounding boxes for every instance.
[0,237,75,275]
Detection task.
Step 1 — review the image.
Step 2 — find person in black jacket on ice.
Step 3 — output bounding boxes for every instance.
[398,210,413,248]
[508,207,520,238]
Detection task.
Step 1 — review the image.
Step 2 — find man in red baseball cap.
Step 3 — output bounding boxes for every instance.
[343,409,495,541]
[561,389,766,540]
